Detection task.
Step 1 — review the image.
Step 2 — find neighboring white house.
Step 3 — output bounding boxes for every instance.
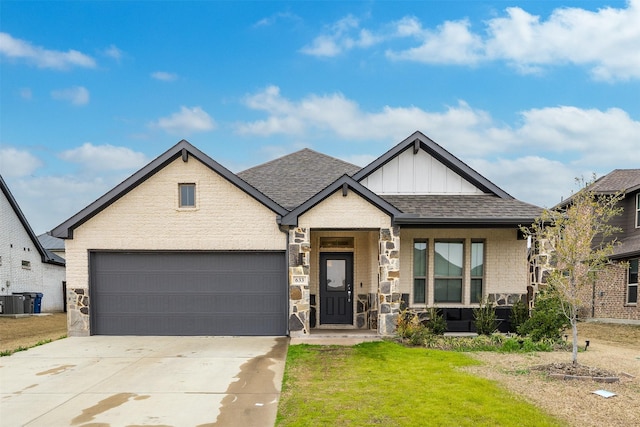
[1,175,66,312]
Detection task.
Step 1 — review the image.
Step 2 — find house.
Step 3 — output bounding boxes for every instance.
[52,131,543,337]
[38,232,66,260]
[572,170,638,320]
[1,174,66,313]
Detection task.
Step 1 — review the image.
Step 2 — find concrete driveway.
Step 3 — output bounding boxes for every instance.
[0,336,289,426]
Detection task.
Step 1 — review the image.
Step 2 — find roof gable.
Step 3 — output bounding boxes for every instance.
[353,131,513,199]
[238,148,361,210]
[52,140,287,239]
[1,174,64,265]
[280,174,401,226]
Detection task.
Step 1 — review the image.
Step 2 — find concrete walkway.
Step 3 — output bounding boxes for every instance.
[0,336,288,426]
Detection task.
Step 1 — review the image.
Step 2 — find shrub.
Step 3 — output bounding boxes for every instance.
[509,298,529,333]
[423,306,447,335]
[473,299,498,335]
[517,292,570,342]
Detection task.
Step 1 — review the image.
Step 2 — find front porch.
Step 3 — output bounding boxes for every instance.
[288,227,401,337]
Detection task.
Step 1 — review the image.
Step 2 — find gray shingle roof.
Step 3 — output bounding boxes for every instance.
[589,169,640,194]
[612,233,640,259]
[383,194,543,225]
[238,148,361,210]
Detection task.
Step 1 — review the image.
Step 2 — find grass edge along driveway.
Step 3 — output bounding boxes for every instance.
[276,341,564,426]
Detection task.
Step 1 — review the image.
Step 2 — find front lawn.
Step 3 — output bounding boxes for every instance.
[277,341,563,426]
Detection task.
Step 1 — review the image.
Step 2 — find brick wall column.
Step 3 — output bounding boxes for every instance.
[378,226,400,335]
[288,227,311,337]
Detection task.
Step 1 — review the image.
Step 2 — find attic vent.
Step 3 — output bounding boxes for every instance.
[413,139,420,154]
[181,148,188,162]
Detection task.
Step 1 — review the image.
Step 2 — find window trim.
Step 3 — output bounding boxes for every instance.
[470,240,485,304]
[434,240,464,303]
[627,258,638,305]
[413,240,428,304]
[178,183,196,208]
[635,194,640,229]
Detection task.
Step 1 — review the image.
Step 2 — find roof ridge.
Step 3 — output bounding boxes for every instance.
[238,148,361,175]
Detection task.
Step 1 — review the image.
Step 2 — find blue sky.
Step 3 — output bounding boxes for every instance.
[1,0,639,234]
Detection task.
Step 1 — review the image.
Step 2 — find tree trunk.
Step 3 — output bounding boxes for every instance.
[571,316,578,365]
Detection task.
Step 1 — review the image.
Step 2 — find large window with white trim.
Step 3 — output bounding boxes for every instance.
[636,194,640,228]
[627,258,638,305]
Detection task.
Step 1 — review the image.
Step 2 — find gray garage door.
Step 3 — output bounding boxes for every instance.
[90,251,287,336]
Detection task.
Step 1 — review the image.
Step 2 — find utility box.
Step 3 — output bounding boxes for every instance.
[0,295,26,314]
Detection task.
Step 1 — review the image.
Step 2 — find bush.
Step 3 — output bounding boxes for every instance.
[517,292,570,342]
[509,298,530,332]
[423,306,447,335]
[473,300,498,335]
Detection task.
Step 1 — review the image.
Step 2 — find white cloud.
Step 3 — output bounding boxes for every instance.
[104,44,123,61]
[0,32,96,70]
[151,106,216,135]
[300,15,381,57]
[0,147,43,177]
[386,19,483,65]
[59,143,149,172]
[307,2,640,80]
[151,71,178,82]
[254,11,302,28]
[236,86,640,207]
[51,86,90,106]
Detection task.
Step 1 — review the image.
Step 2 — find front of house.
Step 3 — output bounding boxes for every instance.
[52,131,542,337]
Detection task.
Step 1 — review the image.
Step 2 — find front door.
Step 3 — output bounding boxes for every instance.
[319,252,354,325]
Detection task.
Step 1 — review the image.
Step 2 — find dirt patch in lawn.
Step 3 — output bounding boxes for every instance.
[465,322,640,427]
[0,313,67,354]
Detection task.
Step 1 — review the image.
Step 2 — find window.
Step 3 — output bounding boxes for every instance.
[636,194,640,228]
[413,241,427,303]
[21,260,31,269]
[628,259,638,305]
[470,241,484,304]
[179,183,195,207]
[434,241,463,303]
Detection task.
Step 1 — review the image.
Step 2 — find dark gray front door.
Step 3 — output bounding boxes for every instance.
[90,251,287,336]
[319,252,353,324]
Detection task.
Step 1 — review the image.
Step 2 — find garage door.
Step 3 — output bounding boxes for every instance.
[90,251,287,336]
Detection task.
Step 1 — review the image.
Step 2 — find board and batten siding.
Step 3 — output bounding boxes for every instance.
[65,156,286,292]
[360,147,484,195]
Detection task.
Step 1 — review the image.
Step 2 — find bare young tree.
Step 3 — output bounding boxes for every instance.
[525,178,623,365]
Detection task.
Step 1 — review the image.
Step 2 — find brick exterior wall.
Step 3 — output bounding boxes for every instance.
[399,228,528,307]
[64,156,286,335]
[1,190,65,312]
[592,262,639,320]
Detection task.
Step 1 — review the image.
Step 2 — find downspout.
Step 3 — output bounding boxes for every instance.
[279,219,291,336]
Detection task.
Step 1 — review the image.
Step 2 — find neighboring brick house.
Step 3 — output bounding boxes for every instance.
[580,170,639,320]
[1,174,66,312]
[52,131,543,337]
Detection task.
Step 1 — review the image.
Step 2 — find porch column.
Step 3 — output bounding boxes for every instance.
[288,227,311,337]
[378,226,401,335]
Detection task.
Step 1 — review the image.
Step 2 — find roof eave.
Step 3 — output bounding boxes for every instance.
[394,215,536,227]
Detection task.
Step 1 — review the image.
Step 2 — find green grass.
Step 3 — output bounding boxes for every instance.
[0,335,66,357]
[276,341,564,426]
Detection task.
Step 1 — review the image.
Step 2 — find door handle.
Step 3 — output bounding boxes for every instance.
[347,285,351,303]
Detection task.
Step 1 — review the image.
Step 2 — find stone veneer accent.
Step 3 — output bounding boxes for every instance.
[356,292,378,330]
[378,226,401,335]
[288,227,311,336]
[67,288,90,337]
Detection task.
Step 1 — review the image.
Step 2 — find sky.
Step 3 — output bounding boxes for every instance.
[1,0,639,234]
